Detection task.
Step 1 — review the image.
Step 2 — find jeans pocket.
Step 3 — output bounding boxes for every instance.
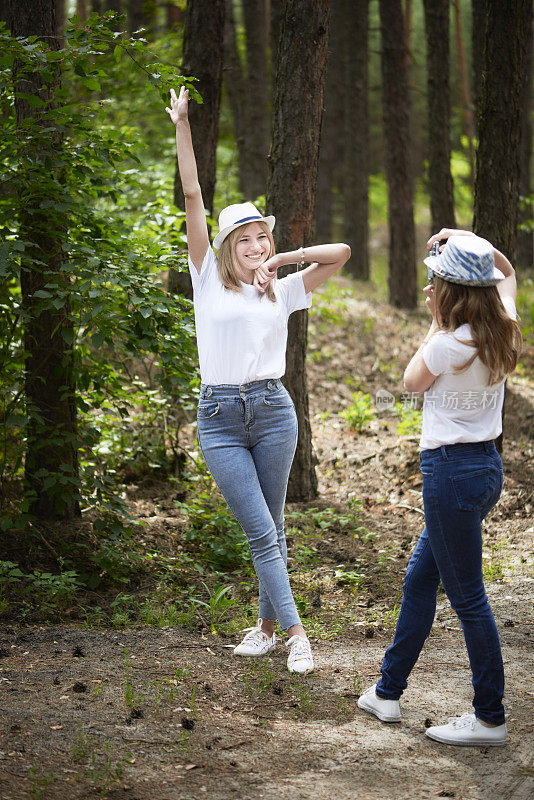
[451,468,491,512]
[197,402,220,419]
[263,389,293,408]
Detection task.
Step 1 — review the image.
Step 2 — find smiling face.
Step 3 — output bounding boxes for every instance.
[233,222,272,279]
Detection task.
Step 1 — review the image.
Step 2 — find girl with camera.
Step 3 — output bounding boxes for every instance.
[357,229,521,746]
[166,86,350,674]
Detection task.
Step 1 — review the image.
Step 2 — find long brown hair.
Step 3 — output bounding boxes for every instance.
[216,221,276,302]
[433,276,522,385]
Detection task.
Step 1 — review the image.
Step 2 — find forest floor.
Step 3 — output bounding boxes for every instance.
[0,277,533,800]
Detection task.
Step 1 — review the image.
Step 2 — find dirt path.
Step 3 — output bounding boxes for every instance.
[1,282,532,800]
[0,582,533,800]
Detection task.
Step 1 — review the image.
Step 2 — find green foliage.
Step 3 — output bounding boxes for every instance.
[394,400,423,437]
[191,582,237,633]
[340,391,376,432]
[176,481,252,572]
[0,15,199,524]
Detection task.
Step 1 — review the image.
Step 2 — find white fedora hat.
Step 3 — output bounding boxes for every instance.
[213,202,275,250]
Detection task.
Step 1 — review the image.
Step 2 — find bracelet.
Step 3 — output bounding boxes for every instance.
[297,246,305,269]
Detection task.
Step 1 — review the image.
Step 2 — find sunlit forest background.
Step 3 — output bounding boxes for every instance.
[0,0,532,626]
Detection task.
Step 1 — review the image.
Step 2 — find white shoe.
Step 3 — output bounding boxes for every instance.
[357,684,402,722]
[286,635,314,674]
[425,713,507,746]
[233,620,276,656]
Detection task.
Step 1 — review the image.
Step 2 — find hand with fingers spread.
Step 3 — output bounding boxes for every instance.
[165,86,189,127]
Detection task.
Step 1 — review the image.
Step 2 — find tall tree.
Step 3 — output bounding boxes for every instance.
[423,0,456,233]
[314,0,344,243]
[453,0,475,179]
[170,0,225,297]
[128,0,156,36]
[224,0,269,200]
[173,0,224,216]
[267,0,329,501]
[343,0,369,280]
[473,0,532,258]
[379,0,417,309]
[9,0,79,519]
[517,16,533,273]
[471,0,487,135]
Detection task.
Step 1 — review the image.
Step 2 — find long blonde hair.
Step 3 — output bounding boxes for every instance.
[433,276,522,385]
[216,221,276,302]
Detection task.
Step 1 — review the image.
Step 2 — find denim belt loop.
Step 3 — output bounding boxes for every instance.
[440,445,449,460]
[206,387,213,398]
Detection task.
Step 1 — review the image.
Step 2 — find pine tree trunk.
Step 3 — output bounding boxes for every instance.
[423,0,456,233]
[267,0,329,502]
[9,0,79,520]
[224,0,269,201]
[454,0,475,180]
[223,0,249,197]
[473,0,532,258]
[128,0,156,36]
[343,0,369,280]
[314,0,344,243]
[170,0,225,298]
[517,16,533,273]
[471,0,486,137]
[76,0,88,21]
[241,0,269,198]
[379,0,417,309]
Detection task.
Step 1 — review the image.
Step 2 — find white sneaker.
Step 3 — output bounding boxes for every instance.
[357,684,402,722]
[425,713,507,746]
[233,620,276,656]
[286,635,314,674]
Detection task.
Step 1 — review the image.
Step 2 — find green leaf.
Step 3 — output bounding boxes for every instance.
[81,76,100,92]
[61,328,75,345]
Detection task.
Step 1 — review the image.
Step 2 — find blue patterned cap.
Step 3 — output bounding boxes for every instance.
[424,235,505,286]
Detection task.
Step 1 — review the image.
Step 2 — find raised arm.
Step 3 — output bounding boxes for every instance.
[166,87,209,273]
[427,227,517,305]
[253,243,351,293]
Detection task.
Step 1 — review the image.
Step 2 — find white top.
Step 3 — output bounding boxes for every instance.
[189,247,312,385]
[420,296,517,450]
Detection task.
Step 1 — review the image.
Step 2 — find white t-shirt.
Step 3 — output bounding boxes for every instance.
[420,296,517,450]
[189,247,312,385]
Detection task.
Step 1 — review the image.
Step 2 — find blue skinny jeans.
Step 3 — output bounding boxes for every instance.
[196,378,301,631]
[376,441,505,725]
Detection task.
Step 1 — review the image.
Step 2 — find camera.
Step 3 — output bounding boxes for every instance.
[427,241,441,284]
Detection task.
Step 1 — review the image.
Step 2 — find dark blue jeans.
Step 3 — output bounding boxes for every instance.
[376,441,505,725]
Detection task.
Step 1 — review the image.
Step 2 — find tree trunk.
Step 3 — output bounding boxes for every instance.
[473,0,532,259]
[453,0,475,180]
[9,0,79,520]
[267,0,329,502]
[342,0,369,280]
[170,0,225,298]
[379,0,417,309]
[76,0,88,20]
[517,15,533,273]
[128,0,156,35]
[223,0,249,198]
[471,0,487,137]
[56,0,65,38]
[241,0,269,198]
[423,0,456,233]
[224,0,269,201]
[314,0,344,243]
[270,0,282,63]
